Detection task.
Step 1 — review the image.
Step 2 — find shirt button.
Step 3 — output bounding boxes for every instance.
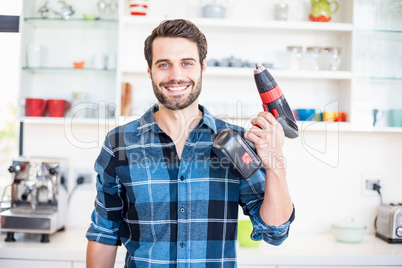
[180,242,184,248]
[180,207,185,213]
[180,176,184,181]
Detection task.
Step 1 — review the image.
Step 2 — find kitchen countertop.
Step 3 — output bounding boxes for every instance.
[0,228,401,266]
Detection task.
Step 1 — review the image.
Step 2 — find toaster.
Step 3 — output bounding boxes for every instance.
[375,204,402,243]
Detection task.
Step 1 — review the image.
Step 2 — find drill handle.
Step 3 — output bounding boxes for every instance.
[277,117,299,139]
[261,103,299,139]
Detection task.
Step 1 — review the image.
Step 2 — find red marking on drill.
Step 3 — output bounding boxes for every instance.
[241,152,253,165]
[271,108,279,118]
[259,85,283,103]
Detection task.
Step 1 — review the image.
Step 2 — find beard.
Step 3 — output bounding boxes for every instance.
[151,73,202,111]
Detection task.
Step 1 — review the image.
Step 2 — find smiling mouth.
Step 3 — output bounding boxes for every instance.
[164,85,189,92]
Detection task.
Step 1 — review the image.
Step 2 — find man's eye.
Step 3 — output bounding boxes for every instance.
[183,62,192,67]
[159,63,169,68]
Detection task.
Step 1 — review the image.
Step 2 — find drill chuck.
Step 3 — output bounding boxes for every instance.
[254,64,277,93]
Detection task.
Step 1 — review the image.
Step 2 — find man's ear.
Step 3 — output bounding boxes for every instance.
[201,58,207,75]
[147,65,151,79]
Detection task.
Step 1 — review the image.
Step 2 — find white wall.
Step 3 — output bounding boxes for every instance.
[285,130,402,234]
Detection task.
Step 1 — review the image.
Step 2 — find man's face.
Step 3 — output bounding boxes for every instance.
[148,37,206,110]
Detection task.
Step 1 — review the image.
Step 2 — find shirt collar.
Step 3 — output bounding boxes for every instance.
[137,104,217,135]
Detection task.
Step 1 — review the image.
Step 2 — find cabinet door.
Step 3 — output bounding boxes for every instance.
[352,0,402,129]
[0,259,72,268]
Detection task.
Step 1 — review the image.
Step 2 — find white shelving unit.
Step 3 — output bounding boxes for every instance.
[17,0,401,132]
[19,1,118,124]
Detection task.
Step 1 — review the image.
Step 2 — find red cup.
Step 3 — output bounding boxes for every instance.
[25,98,47,117]
[47,99,70,117]
[336,111,347,122]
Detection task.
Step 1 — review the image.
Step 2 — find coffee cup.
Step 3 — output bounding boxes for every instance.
[237,219,261,247]
[336,111,347,122]
[373,109,387,127]
[202,4,227,18]
[323,111,347,122]
[323,111,337,122]
[48,99,70,117]
[25,98,47,117]
[314,112,323,121]
[27,44,45,67]
[389,109,402,127]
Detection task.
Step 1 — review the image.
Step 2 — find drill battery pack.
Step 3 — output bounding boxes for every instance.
[212,129,262,179]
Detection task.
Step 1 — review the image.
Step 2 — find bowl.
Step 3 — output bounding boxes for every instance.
[237,220,262,247]
[73,61,85,69]
[202,4,226,18]
[83,13,96,20]
[331,218,366,243]
[294,109,315,121]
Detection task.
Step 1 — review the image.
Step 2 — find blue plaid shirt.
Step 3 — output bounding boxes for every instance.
[86,104,294,267]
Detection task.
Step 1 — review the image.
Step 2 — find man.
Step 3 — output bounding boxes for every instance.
[86,19,294,268]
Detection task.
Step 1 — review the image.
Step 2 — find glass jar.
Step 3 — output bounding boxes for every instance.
[287,46,303,70]
[319,47,330,70]
[305,46,321,71]
[274,1,288,21]
[327,47,342,71]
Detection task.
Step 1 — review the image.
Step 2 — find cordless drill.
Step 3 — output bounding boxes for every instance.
[213,64,298,179]
[254,64,299,138]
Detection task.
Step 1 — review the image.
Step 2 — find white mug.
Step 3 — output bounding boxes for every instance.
[107,53,117,70]
[373,109,388,127]
[27,44,44,67]
[93,54,107,69]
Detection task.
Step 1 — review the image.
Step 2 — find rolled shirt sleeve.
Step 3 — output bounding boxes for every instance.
[250,205,295,246]
[239,168,295,246]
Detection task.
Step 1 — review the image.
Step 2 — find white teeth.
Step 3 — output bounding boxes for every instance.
[166,86,187,91]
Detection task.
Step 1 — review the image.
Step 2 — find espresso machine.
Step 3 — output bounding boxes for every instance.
[0,157,68,242]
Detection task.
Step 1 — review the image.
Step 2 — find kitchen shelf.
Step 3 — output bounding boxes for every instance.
[214,119,402,133]
[297,121,402,133]
[20,116,116,125]
[206,67,352,80]
[24,17,118,29]
[122,67,352,80]
[354,76,402,81]
[22,66,116,73]
[355,29,402,42]
[122,16,353,33]
[15,113,402,133]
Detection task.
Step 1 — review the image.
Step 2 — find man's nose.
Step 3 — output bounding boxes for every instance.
[168,65,183,81]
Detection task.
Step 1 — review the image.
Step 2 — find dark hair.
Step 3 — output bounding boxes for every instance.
[144,19,208,69]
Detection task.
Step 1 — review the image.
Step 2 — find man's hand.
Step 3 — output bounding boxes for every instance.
[244,112,285,170]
